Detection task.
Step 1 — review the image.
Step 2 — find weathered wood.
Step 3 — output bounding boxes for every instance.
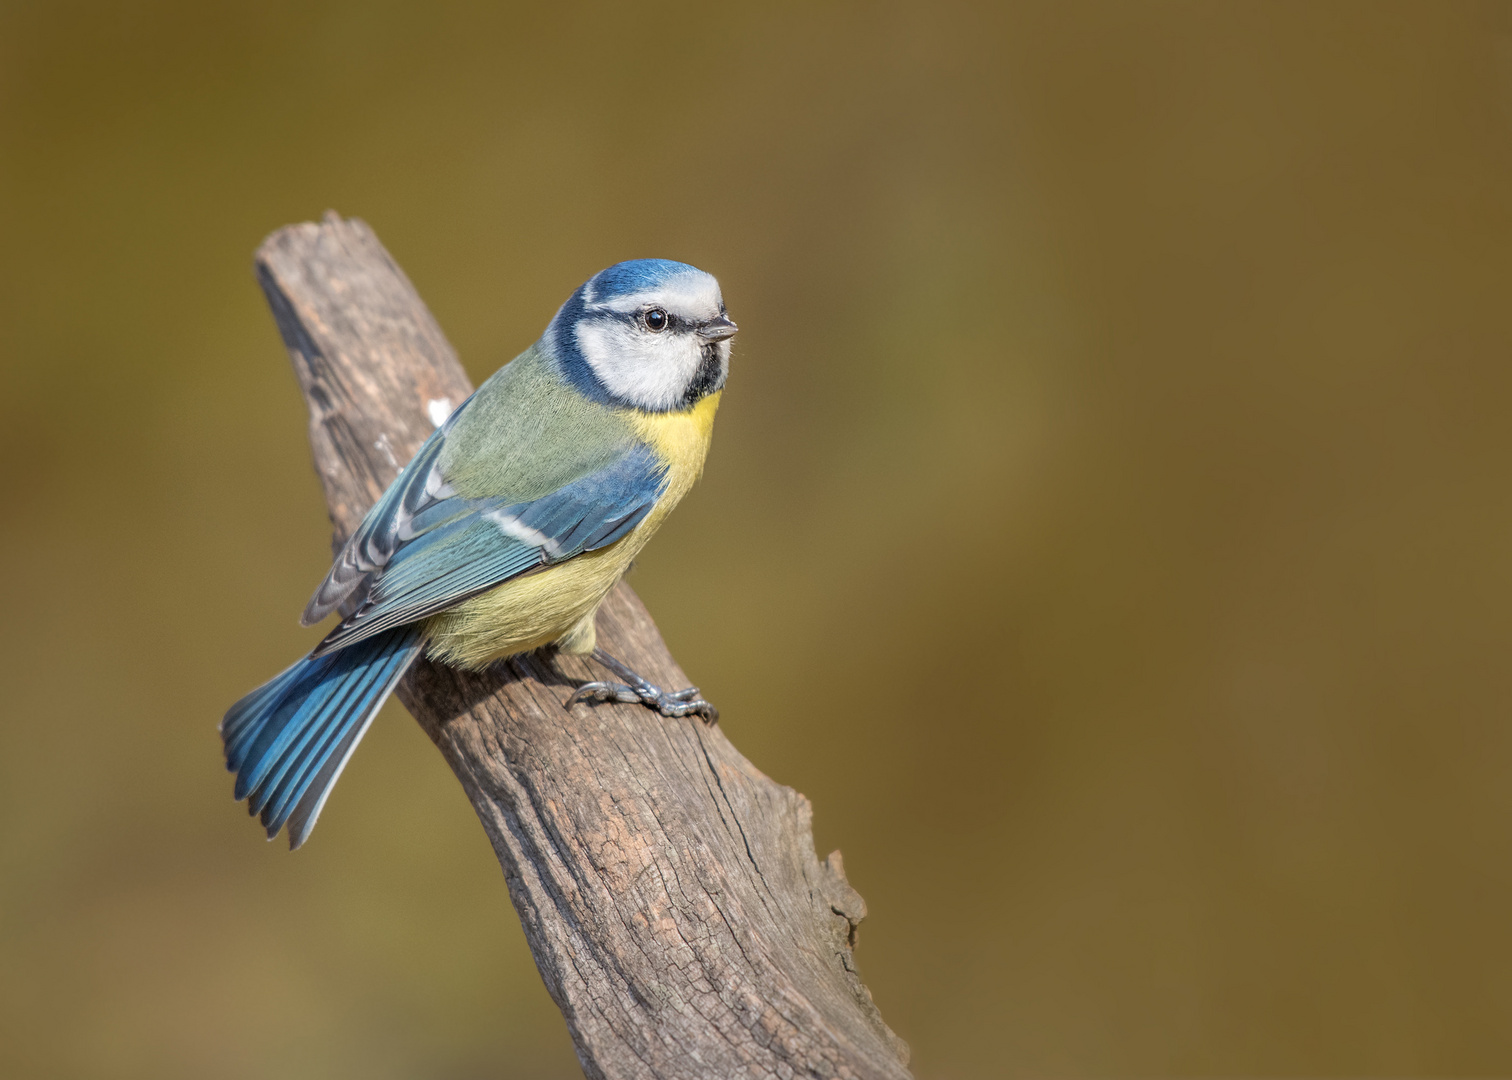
[254,212,911,1080]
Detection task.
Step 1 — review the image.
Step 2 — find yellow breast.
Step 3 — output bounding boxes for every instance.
[423,392,720,669]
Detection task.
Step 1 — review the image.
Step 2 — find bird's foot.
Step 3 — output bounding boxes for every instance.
[568,680,717,720]
[567,648,719,723]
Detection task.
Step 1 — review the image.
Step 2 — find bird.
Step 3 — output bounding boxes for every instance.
[220,258,737,849]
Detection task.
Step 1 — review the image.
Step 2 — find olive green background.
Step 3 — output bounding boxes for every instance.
[4,2,1512,1077]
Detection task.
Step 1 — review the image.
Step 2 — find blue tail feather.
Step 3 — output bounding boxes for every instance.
[220,625,423,848]
[257,654,397,828]
[238,655,375,805]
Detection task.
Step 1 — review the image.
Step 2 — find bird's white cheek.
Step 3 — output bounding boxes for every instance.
[576,322,702,411]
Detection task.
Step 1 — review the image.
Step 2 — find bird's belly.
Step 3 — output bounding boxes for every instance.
[422,532,638,669]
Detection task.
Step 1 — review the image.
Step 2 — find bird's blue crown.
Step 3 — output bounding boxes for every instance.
[583,258,700,305]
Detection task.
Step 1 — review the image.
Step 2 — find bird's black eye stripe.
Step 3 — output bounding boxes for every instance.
[642,307,669,332]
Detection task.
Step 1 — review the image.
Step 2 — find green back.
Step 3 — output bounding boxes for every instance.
[439,344,638,503]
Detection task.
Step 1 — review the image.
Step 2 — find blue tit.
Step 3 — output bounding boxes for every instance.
[221,258,738,848]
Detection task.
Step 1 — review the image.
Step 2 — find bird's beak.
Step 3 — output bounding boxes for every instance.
[697,315,739,342]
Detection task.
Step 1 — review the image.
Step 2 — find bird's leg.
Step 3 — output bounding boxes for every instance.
[567,647,718,723]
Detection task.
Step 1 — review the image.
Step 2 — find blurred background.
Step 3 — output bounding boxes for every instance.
[3,1,1512,1076]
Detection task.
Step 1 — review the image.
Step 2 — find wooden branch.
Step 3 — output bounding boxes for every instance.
[254,212,911,1080]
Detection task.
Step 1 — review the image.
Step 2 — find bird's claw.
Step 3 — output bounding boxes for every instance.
[567,679,719,723]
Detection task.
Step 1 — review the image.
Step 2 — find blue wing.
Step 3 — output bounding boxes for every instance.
[302,395,474,627]
[308,443,667,657]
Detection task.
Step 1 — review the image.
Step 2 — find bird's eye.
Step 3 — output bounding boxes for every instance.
[643,308,668,332]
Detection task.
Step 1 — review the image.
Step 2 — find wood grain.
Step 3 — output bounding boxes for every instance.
[254,212,911,1080]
